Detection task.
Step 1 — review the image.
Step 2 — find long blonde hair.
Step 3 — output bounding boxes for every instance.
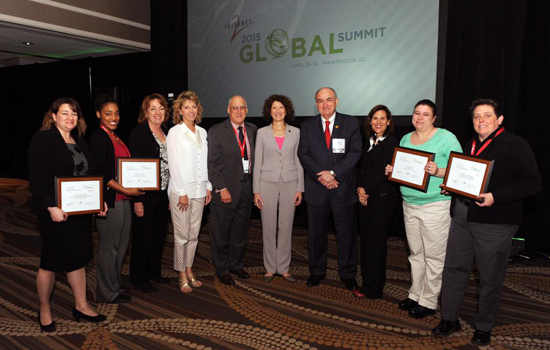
[172,91,203,125]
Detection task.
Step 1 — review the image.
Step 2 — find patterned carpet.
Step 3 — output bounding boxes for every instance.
[0,178,549,350]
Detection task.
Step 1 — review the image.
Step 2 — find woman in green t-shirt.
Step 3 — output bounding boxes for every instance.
[386,99,462,319]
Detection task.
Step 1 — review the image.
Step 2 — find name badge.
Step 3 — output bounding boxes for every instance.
[242,159,249,173]
[332,138,345,153]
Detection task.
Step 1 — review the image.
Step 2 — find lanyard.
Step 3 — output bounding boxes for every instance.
[100,125,131,156]
[232,126,247,158]
[470,127,504,156]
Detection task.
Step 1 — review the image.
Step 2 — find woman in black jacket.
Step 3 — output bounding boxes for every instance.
[89,95,144,303]
[128,94,171,292]
[28,98,107,332]
[356,105,398,299]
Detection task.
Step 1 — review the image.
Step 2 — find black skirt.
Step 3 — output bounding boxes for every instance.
[37,214,94,273]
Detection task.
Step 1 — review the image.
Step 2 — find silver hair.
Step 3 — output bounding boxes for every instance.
[228,95,248,108]
[314,87,338,101]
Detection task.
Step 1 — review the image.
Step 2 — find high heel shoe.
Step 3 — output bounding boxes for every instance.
[187,271,202,288]
[38,311,56,332]
[178,278,193,293]
[72,307,106,323]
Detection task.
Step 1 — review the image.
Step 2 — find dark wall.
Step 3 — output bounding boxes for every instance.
[0,52,151,179]
[441,0,549,253]
[150,0,187,97]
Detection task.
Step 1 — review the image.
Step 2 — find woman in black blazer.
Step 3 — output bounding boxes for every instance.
[356,105,398,299]
[89,95,144,303]
[28,98,107,332]
[128,94,171,293]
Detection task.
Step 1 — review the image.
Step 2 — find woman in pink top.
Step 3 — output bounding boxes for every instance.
[253,95,304,282]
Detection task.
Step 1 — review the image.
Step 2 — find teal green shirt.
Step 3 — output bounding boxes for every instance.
[399,128,462,205]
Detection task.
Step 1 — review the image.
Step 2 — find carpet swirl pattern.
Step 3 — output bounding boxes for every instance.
[0,178,549,349]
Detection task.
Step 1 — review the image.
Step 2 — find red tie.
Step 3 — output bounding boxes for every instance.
[325,120,331,149]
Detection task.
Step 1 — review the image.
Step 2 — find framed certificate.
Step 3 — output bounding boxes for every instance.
[55,176,103,216]
[388,147,435,192]
[441,152,494,200]
[117,157,160,191]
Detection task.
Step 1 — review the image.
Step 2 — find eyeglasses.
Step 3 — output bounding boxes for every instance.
[230,106,247,111]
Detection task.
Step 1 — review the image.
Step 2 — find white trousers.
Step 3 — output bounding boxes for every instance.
[169,191,205,271]
[402,200,451,309]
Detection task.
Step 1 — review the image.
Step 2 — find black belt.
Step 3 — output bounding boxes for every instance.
[457,196,471,206]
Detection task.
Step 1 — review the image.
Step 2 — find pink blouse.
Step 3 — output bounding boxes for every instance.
[275,135,285,150]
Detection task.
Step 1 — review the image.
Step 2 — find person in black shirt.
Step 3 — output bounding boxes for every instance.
[432,99,542,346]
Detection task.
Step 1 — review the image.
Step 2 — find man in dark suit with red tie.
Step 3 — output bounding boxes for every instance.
[298,87,362,293]
[208,95,257,285]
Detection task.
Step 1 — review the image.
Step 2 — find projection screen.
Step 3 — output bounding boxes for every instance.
[188,0,440,117]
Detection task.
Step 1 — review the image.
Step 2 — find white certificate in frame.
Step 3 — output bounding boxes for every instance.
[117,157,160,191]
[55,176,103,216]
[388,147,435,192]
[441,152,494,200]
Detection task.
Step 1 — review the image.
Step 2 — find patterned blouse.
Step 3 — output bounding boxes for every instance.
[67,143,89,176]
[152,132,169,190]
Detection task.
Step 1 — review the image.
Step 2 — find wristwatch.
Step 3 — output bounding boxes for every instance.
[329,170,336,177]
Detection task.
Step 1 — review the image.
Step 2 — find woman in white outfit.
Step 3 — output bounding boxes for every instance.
[166,91,212,293]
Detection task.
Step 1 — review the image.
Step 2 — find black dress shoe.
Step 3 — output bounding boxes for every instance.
[342,278,359,290]
[408,304,436,319]
[471,330,491,346]
[354,287,383,299]
[359,286,383,299]
[109,293,132,304]
[72,308,107,323]
[218,274,235,285]
[151,276,170,284]
[135,281,158,293]
[306,275,324,287]
[431,319,461,336]
[230,269,250,279]
[38,311,56,332]
[398,298,418,310]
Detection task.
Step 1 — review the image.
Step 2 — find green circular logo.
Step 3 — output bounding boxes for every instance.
[265,29,289,58]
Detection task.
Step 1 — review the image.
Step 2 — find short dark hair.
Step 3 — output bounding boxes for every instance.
[414,99,437,116]
[94,94,117,113]
[40,97,86,140]
[365,104,394,138]
[469,98,500,117]
[262,94,295,123]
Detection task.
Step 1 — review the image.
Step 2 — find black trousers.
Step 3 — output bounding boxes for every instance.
[209,181,252,276]
[358,193,396,297]
[441,200,518,331]
[306,191,357,280]
[129,191,170,284]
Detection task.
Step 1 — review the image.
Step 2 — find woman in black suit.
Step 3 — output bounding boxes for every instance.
[89,95,144,303]
[356,105,398,299]
[128,94,171,293]
[28,98,107,332]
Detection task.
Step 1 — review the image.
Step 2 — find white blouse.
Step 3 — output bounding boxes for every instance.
[166,123,212,198]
